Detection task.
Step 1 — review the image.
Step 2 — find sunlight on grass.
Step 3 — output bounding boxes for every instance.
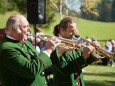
[0,12,115,47]
[83,65,115,86]
[77,18,115,40]
[0,12,115,86]
[0,11,19,28]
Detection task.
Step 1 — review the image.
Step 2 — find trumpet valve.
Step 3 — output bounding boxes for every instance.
[75,43,81,49]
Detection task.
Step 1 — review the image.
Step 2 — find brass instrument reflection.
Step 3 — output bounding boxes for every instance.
[27,33,115,60]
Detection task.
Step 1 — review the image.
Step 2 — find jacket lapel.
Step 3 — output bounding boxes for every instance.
[66,51,73,58]
[66,50,79,59]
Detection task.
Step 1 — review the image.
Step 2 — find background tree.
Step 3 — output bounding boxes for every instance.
[111,0,115,21]
[80,0,99,20]
[0,0,115,25]
[98,0,112,22]
[0,0,12,13]
[9,0,26,13]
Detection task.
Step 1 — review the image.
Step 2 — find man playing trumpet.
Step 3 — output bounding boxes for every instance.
[0,14,61,86]
[50,16,99,86]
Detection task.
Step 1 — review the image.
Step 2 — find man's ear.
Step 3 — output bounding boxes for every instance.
[10,28,15,33]
[12,27,21,34]
[8,28,16,36]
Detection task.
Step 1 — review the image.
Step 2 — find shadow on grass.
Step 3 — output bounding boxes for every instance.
[84,72,115,78]
[84,71,115,86]
[85,80,115,86]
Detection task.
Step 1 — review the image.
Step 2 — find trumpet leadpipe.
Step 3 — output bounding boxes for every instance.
[27,34,83,49]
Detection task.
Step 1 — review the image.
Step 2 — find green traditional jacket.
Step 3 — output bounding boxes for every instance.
[50,48,97,86]
[0,36,52,86]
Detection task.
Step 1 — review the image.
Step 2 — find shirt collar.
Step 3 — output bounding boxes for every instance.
[6,35,16,40]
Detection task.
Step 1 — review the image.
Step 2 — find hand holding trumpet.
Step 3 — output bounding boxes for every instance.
[82,40,100,59]
[43,37,61,54]
[27,33,114,59]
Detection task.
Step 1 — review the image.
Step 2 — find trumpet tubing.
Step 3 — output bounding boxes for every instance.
[82,38,114,59]
[27,33,115,59]
[27,33,82,49]
[59,39,82,49]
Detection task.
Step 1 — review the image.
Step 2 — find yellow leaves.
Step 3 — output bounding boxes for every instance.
[84,0,96,9]
[82,0,99,16]
[90,11,99,16]
[47,3,54,8]
[47,0,59,9]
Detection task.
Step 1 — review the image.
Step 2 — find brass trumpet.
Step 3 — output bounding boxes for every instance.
[82,38,115,59]
[27,33,82,49]
[27,33,115,59]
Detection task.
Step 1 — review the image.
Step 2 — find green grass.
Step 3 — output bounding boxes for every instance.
[0,12,115,86]
[0,11,115,46]
[83,64,115,86]
[77,18,115,40]
[0,11,19,28]
[46,64,115,86]
[0,12,115,40]
[42,17,115,47]
[76,19,115,46]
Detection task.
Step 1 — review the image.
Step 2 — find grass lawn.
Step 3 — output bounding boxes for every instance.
[42,16,115,47]
[46,64,115,86]
[83,64,115,86]
[0,11,20,28]
[0,12,115,42]
[0,12,115,86]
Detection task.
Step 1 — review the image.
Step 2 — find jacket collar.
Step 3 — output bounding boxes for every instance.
[4,35,20,43]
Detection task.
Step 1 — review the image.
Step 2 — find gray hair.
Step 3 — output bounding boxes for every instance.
[5,14,21,35]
